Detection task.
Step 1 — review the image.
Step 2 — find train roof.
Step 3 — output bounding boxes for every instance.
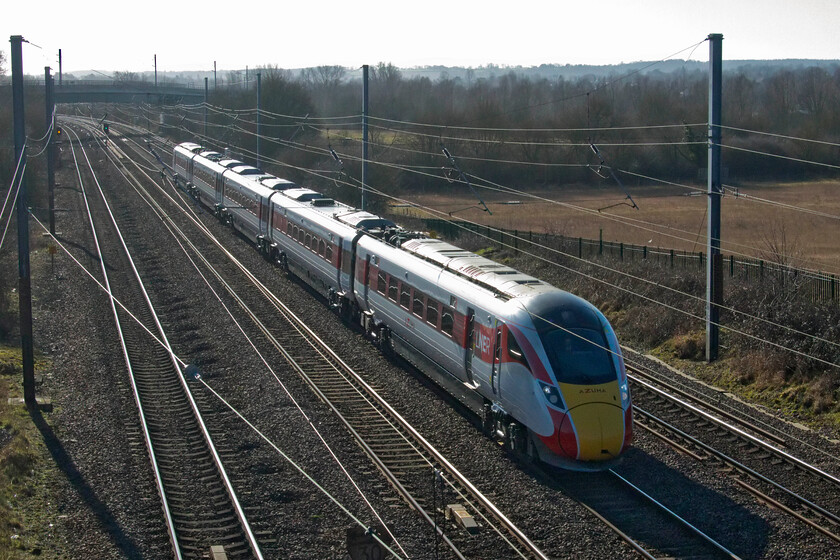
[399,238,553,300]
[261,177,297,190]
[283,188,324,202]
[176,142,203,153]
[199,151,224,161]
[336,211,395,231]
[230,165,264,176]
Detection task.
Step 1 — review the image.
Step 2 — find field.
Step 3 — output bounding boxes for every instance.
[389,180,840,273]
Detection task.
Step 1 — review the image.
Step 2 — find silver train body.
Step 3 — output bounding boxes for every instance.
[173,142,633,469]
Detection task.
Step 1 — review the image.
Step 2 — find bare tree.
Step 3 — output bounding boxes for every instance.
[759,221,800,268]
[300,65,346,90]
[113,70,138,83]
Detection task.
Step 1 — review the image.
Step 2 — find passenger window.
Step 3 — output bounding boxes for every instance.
[377,271,387,294]
[400,284,411,309]
[326,245,333,262]
[413,291,425,318]
[298,229,304,243]
[388,276,398,302]
[287,222,292,236]
[441,308,454,337]
[305,234,311,249]
[319,240,326,257]
[426,299,439,327]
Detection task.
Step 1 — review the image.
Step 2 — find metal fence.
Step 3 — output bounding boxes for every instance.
[423,219,838,305]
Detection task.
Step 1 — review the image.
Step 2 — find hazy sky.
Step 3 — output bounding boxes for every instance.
[4,0,839,76]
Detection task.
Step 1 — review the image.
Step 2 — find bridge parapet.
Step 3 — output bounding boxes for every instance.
[54,82,203,104]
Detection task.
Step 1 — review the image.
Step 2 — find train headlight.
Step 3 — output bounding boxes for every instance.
[539,381,565,411]
[620,381,630,407]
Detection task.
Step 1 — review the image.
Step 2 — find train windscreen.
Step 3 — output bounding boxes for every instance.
[533,307,616,385]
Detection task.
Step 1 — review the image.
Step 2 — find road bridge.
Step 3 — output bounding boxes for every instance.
[54,80,204,104]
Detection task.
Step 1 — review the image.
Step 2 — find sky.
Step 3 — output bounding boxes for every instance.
[3,0,839,77]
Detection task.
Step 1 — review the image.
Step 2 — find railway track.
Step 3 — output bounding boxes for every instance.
[57,114,836,558]
[108,123,756,559]
[627,362,840,547]
[63,122,261,559]
[108,123,555,560]
[545,467,740,559]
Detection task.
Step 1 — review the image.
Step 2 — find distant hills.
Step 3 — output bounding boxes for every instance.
[61,59,839,86]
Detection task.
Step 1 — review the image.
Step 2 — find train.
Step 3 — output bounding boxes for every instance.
[172,141,633,469]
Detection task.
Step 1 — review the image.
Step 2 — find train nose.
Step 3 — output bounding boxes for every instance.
[559,403,625,461]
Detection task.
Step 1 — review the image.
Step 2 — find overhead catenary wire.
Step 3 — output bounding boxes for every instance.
[178,129,840,363]
[368,115,708,134]
[116,107,840,350]
[717,124,840,148]
[182,108,839,274]
[152,103,839,274]
[720,143,840,171]
[365,122,706,148]
[271,129,840,277]
[154,111,840,466]
[173,110,840,280]
[45,124,411,559]
[0,159,27,253]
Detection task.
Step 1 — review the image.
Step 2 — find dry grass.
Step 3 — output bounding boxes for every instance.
[392,180,840,272]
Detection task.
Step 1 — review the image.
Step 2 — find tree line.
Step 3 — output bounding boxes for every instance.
[173,61,840,210]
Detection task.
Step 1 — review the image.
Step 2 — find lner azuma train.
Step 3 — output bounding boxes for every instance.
[173,141,633,469]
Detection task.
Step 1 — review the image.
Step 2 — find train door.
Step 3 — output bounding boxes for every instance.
[491,322,502,395]
[259,197,270,237]
[464,308,476,386]
[215,172,224,205]
[361,254,371,309]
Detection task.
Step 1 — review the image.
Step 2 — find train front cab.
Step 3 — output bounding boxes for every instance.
[509,294,632,469]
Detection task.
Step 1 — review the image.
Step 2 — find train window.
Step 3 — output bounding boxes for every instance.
[400,284,411,309]
[441,308,454,337]
[298,228,304,243]
[507,332,532,371]
[426,299,439,327]
[287,222,292,236]
[538,326,615,385]
[305,234,312,249]
[388,276,398,302]
[413,291,425,318]
[377,271,387,294]
[326,245,333,262]
[319,240,326,257]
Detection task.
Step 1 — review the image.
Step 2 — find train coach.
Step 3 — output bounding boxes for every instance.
[173,141,633,469]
